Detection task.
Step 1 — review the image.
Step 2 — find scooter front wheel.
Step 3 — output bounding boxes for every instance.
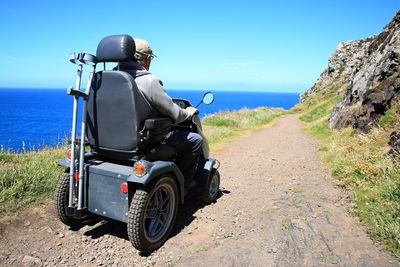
[127,176,179,253]
[202,169,220,204]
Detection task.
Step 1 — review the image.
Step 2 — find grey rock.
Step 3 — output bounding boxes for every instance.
[302,11,400,133]
[389,131,400,158]
[22,255,42,267]
[40,245,52,252]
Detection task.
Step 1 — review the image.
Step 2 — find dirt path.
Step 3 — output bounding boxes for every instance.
[0,114,398,266]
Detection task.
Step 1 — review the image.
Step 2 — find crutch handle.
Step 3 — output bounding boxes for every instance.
[67,86,88,100]
[70,52,98,66]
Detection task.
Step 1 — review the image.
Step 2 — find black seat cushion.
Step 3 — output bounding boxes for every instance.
[143,144,176,161]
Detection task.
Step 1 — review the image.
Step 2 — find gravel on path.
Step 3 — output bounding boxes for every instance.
[0,114,398,266]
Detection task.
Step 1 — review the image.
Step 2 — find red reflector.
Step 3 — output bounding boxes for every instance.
[74,172,79,182]
[120,182,128,193]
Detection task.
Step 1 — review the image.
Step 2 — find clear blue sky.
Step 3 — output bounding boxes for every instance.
[0,1,398,92]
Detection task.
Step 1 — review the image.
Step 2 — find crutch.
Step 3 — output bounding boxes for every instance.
[67,53,97,214]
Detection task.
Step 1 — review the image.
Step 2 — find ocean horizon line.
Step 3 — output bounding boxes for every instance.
[0,87,303,94]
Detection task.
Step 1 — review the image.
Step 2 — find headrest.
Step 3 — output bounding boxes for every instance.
[96,34,136,62]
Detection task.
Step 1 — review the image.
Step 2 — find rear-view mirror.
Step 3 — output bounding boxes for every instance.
[203,92,214,105]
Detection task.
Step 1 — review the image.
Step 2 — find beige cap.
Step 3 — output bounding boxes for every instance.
[134,39,156,60]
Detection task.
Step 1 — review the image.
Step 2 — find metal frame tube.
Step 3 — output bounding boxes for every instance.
[77,65,96,210]
[68,65,83,208]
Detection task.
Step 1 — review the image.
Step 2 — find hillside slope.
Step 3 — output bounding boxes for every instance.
[297,11,400,255]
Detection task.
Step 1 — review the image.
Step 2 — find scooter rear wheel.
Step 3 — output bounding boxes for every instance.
[127,176,179,253]
[54,171,88,228]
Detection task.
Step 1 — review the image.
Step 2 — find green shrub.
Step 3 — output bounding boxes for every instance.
[379,101,400,129]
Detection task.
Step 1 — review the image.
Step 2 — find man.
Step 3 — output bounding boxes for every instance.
[117,39,202,186]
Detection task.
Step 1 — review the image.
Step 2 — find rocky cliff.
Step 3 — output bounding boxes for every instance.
[301,11,400,133]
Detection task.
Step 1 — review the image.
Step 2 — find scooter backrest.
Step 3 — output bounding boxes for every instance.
[96,34,136,62]
[86,34,157,160]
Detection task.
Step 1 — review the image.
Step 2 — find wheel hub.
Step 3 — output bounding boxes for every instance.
[144,184,175,242]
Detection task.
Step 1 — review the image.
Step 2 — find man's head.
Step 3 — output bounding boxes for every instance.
[134,39,156,70]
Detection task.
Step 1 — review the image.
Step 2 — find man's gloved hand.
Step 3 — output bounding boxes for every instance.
[186,106,199,118]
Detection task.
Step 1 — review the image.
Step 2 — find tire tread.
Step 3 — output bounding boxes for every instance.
[127,176,179,253]
[54,172,79,227]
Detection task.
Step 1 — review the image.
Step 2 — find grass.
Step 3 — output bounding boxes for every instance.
[291,187,304,193]
[282,217,294,230]
[320,252,340,265]
[0,107,287,218]
[203,107,288,149]
[300,101,336,123]
[295,82,400,256]
[0,148,65,216]
[193,244,206,253]
[379,102,400,130]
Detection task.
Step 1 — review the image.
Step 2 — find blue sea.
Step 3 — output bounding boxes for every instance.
[0,88,299,152]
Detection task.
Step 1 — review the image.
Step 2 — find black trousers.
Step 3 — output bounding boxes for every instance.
[164,130,203,181]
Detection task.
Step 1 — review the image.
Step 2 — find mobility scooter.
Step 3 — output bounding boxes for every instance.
[55,34,220,253]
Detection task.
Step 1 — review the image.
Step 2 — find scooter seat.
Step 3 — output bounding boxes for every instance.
[143,144,176,161]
